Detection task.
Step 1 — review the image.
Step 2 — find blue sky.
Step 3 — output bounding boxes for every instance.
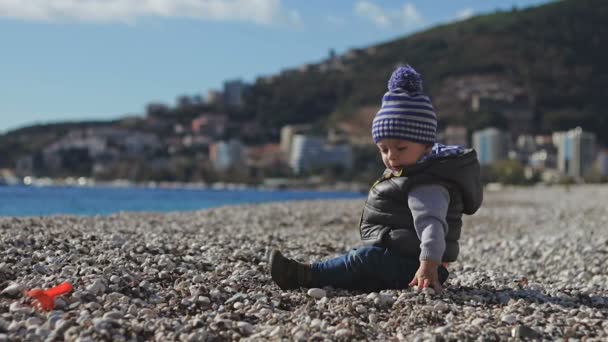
[0,0,551,133]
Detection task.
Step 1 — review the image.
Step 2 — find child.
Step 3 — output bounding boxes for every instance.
[269,65,483,293]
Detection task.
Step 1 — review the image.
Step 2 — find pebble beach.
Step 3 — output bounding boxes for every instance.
[1,185,607,341]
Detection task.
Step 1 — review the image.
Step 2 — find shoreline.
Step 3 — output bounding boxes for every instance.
[1,186,607,340]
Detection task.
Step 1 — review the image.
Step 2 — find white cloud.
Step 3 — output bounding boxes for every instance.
[354,1,423,29]
[355,1,391,28]
[398,3,423,27]
[0,0,301,26]
[455,8,475,21]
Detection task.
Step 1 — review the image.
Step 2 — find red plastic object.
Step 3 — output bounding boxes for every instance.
[26,282,73,311]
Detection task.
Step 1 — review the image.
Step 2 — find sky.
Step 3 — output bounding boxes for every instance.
[0,0,551,133]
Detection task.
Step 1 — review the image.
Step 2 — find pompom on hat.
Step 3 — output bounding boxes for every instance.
[372,65,437,144]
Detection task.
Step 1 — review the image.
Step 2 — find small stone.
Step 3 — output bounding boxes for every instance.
[471,318,486,326]
[225,293,245,304]
[268,326,281,337]
[193,275,204,283]
[63,326,79,340]
[243,270,257,277]
[310,319,322,328]
[355,305,367,314]
[53,319,73,335]
[25,317,43,329]
[1,283,23,296]
[86,279,106,296]
[293,330,308,341]
[35,327,50,339]
[366,293,379,301]
[434,325,450,334]
[501,314,518,324]
[93,318,116,331]
[375,294,395,306]
[237,321,253,336]
[9,302,31,314]
[335,328,350,338]
[433,301,449,312]
[422,287,436,295]
[512,325,540,339]
[110,275,120,284]
[307,288,326,299]
[233,302,244,310]
[421,305,433,313]
[368,314,377,323]
[54,298,67,310]
[103,311,123,320]
[7,321,20,332]
[33,263,47,274]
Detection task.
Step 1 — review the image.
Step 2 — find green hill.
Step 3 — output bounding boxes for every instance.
[245,0,608,144]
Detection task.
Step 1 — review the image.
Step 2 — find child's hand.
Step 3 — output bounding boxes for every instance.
[408,260,443,293]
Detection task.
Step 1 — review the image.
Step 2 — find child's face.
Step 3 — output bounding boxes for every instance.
[376,138,430,172]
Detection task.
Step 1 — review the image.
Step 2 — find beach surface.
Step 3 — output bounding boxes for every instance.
[1,185,608,341]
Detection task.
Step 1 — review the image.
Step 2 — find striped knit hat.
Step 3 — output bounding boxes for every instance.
[372,65,437,144]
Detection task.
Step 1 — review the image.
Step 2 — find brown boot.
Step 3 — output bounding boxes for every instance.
[269,250,312,290]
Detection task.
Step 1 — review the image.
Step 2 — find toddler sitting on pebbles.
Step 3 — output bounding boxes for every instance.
[269,65,483,293]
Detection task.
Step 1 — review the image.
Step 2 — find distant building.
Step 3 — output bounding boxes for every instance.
[191,114,228,138]
[596,149,608,177]
[38,128,161,175]
[246,143,285,169]
[206,90,223,105]
[554,127,596,179]
[280,124,312,156]
[223,80,245,107]
[528,149,557,172]
[512,134,538,164]
[472,127,509,165]
[0,168,19,185]
[289,134,353,174]
[210,139,244,171]
[534,134,553,147]
[439,125,468,147]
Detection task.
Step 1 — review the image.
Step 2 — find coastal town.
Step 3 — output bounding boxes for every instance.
[1,75,606,189]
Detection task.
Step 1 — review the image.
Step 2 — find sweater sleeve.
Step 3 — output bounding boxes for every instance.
[407,184,450,263]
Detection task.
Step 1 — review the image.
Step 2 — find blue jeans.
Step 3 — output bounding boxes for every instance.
[310,246,449,291]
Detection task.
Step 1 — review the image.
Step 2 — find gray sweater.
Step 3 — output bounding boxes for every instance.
[408,184,450,263]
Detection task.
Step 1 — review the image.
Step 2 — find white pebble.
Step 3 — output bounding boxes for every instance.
[86,279,106,296]
[307,288,326,299]
[335,329,350,338]
[501,314,518,324]
[434,325,450,334]
[471,318,486,326]
[1,283,23,296]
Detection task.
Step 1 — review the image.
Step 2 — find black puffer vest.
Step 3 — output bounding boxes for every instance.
[359,149,483,262]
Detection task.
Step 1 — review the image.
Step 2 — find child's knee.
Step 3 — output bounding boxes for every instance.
[347,246,387,265]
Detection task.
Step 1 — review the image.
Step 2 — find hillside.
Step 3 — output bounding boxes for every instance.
[246,0,607,143]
